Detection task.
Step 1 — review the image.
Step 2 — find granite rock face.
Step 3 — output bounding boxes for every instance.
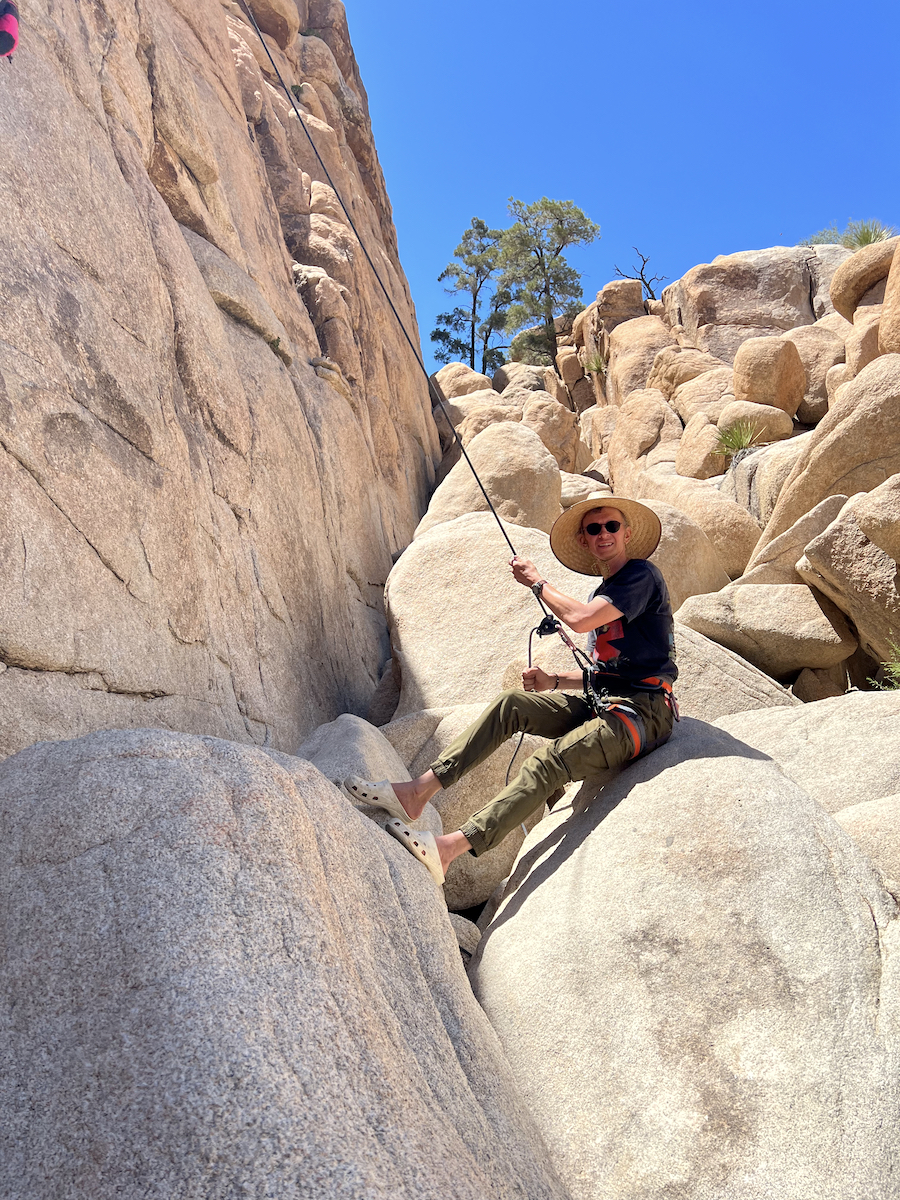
[0,729,566,1200]
[715,691,900,813]
[662,246,848,362]
[796,497,900,664]
[753,354,900,554]
[672,623,800,719]
[472,717,900,1200]
[676,582,857,678]
[385,514,590,717]
[414,422,562,538]
[834,793,900,883]
[0,0,439,761]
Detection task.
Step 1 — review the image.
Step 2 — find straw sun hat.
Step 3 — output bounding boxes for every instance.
[549,497,662,576]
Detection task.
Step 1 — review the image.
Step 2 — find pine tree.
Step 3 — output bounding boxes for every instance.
[431,218,508,375]
[499,197,600,365]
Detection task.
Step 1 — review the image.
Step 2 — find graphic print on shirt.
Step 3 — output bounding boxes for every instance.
[592,619,624,665]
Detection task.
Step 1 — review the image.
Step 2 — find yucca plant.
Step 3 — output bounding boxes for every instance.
[841,219,897,248]
[582,351,607,376]
[716,420,760,458]
[799,219,897,249]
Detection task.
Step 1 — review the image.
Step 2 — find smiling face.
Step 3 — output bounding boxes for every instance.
[577,506,632,569]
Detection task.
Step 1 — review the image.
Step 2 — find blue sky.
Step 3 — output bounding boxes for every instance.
[343,0,898,374]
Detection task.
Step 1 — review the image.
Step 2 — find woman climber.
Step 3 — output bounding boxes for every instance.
[343,497,678,886]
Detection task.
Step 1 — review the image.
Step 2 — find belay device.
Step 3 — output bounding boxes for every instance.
[0,1,19,61]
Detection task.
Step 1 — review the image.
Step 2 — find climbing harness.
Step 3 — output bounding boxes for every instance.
[0,0,19,61]
[582,671,679,761]
[236,4,680,749]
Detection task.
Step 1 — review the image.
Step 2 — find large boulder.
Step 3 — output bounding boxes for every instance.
[606,388,684,495]
[752,354,900,555]
[843,308,882,379]
[669,366,735,423]
[676,583,857,678]
[715,691,900,813]
[472,717,900,1200]
[720,432,814,526]
[675,412,727,480]
[853,472,900,562]
[716,399,794,443]
[645,346,728,399]
[579,405,619,459]
[732,336,806,416]
[492,363,551,393]
[834,794,900,883]
[456,401,522,445]
[636,474,762,580]
[829,237,900,321]
[797,497,900,663]
[521,392,584,471]
[439,386,517,426]
[433,362,496,399]
[644,500,730,609]
[879,242,900,354]
[415,423,562,538]
[385,514,590,717]
[673,624,800,719]
[382,706,549,912]
[662,247,821,362]
[560,471,605,508]
[594,278,646,331]
[606,316,676,406]
[733,494,847,586]
[782,323,846,425]
[0,730,566,1199]
[555,345,583,389]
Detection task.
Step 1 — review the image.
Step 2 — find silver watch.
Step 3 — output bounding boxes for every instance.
[531,580,546,597]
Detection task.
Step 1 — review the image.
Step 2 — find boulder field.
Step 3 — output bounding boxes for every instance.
[2,2,900,1198]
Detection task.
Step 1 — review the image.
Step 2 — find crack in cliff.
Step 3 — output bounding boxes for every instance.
[0,658,172,700]
[0,436,145,602]
[50,235,103,285]
[864,897,884,1037]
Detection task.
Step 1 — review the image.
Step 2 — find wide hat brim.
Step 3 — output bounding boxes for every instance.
[549,497,662,576]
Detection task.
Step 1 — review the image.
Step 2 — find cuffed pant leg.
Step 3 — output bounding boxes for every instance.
[429,689,594,789]
[460,710,635,855]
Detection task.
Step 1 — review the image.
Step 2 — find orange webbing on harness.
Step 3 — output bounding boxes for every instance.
[604,705,643,759]
[640,676,680,722]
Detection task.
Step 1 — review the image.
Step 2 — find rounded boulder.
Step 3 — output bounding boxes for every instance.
[415,422,562,538]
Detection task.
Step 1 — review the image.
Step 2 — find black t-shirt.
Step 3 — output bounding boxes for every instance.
[586,558,677,685]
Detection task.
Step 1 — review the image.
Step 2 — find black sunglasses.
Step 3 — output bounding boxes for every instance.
[582,520,622,535]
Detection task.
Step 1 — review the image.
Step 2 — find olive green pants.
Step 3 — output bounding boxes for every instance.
[429,687,674,856]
